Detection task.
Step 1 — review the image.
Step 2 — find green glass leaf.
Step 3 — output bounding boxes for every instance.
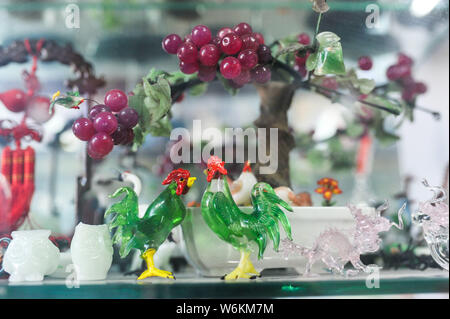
[156,77,171,100]
[218,74,239,96]
[358,79,376,95]
[189,82,208,96]
[131,126,145,151]
[129,75,173,148]
[316,31,341,47]
[313,32,346,76]
[166,71,196,86]
[306,53,318,72]
[145,68,169,83]
[365,95,403,116]
[149,115,172,137]
[276,42,305,58]
[278,34,300,47]
[348,72,376,95]
[129,91,150,131]
[142,77,172,123]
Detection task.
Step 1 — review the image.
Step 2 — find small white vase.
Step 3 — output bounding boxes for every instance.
[3,230,60,282]
[71,223,113,281]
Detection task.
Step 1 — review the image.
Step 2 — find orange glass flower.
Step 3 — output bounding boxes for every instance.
[315,177,342,203]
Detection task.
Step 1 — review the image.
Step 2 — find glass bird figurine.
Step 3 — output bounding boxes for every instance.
[412,179,449,271]
[281,201,405,276]
[105,168,196,280]
[201,156,293,280]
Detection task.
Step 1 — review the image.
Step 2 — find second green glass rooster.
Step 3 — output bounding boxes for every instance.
[201,156,293,280]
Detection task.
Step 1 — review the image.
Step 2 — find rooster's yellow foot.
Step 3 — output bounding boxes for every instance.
[137,268,175,280]
[222,267,254,280]
[243,261,260,277]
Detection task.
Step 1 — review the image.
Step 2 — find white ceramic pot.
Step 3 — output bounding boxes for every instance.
[3,230,60,282]
[70,223,113,281]
[180,206,375,276]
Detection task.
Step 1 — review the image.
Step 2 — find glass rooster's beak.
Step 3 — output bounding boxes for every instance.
[187,177,196,188]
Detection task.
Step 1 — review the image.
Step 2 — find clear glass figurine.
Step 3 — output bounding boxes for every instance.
[412,179,449,271]
[281,202,405,276]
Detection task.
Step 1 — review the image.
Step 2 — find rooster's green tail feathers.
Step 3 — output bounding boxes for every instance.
[105,186,140,258]
[251,182,293,258]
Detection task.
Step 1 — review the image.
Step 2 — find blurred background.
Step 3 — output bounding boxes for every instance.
[0,0,448,237]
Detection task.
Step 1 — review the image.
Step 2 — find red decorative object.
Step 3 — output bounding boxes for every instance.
[0,89,28,113]
[356,133,373,175]
[0,39,46,236]
[0,143,36,234]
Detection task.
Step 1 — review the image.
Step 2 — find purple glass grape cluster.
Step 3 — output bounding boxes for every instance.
[386,53,427,102]
[72,89,138,159]
[162,23,274,87]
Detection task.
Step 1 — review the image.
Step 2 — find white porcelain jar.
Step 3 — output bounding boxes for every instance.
[3,230,60,282]
[71,223,113,281]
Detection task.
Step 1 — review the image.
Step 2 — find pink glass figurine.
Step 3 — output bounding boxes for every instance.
[412,179,449,271]
[281,202,405,276]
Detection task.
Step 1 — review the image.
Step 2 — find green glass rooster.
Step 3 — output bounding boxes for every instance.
[105,168,196,280]
[201,156,293,280]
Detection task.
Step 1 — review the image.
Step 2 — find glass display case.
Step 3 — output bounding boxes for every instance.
[0,0,448,299]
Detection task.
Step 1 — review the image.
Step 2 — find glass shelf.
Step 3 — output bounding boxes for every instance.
[0,269,448,299]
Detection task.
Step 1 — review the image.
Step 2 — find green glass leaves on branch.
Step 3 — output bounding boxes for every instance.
[364,94,403,116]
[189,82,208,96]
[128,70,173,150]
[344,70,376,95]
[354,79,376,95]
[143,77,171,122]
[307,32,346,76]
[128,68,209,150]
[149,116,172,137]
[276,43,305,59]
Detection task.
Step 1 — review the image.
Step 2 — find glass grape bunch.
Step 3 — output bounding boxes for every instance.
[72,89,139,159]
[386,53,427,102]
[162,23,274,87]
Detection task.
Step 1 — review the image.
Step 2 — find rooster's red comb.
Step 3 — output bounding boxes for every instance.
[243,161,252,173]
[207,156,228,175]
[162,168,190,185]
